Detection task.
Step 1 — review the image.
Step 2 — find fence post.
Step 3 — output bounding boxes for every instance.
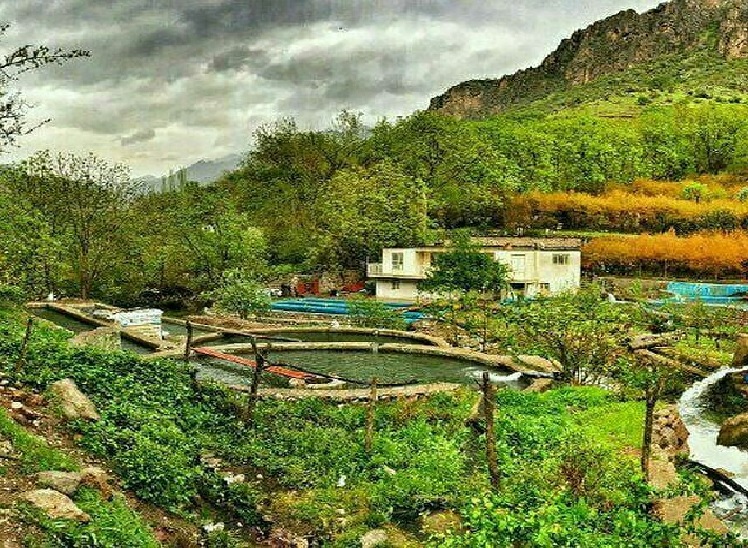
[184,320,193,362]
[245,338,266,426]
[14,318,34,374]
[482,372,500,489]
[365,377,378,454]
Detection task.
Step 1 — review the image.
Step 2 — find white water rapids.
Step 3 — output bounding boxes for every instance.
[679,367,748,534]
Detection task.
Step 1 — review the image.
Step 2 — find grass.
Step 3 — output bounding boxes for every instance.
[0,408,77,474]
[22,488,159,548]
[574,401,644,450]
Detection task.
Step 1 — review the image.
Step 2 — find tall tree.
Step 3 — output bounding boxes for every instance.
[19,151,138,299]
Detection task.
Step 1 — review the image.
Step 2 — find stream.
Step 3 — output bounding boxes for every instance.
[679,367,748,536]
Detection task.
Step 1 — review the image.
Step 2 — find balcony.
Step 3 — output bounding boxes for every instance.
[367,263,430,279]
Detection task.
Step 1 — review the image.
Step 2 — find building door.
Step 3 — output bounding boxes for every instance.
[510,255,526,278]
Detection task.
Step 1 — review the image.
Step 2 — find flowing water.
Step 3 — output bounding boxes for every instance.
[679,367,748,535]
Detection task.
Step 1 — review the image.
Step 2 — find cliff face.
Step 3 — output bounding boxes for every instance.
[429,0,748,118]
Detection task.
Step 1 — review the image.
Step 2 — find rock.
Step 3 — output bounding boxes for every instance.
[21,489,90,522]
[648,458,679,490]
[419,510,463,535]
[515,355,559,374]
[267,528,310,548]
[69,327,121,352]
[202,522,224,534]
[524,378,554,393]
[652,406,690,458]
[652,496,728,535]
[733,334,748,368]
[718,412,748,448]
[80,467,112,500]
[360,529,388,548]
[34,471,82,496]
[48,379,100,422]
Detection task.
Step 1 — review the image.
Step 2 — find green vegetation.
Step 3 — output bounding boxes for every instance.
[23,489,159,548]
[0,407,77,474]
[0,303,742,546]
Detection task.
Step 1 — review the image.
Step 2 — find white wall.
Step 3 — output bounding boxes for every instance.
[375,280,420,301]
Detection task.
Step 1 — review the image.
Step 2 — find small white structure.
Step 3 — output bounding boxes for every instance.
[368,237,582,301]
[112,309,163,340]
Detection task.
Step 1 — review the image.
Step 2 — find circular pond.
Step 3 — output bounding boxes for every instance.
[193,349,528,389]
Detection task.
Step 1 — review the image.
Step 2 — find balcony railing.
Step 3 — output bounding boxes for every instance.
[367,263,430,278]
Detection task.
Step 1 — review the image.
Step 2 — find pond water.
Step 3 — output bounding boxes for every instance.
[30,308,156,355]
[194,349,527,389]
[30,308,96,334]
[161,321,214,339]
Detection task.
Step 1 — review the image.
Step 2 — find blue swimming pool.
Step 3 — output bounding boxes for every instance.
[271,298,424,322]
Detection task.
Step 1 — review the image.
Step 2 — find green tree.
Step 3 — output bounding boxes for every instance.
[420,232,510,346]
[212,271,271,320]
[498,288,631,384]
[315,161,427,269]
[18,151,138,299]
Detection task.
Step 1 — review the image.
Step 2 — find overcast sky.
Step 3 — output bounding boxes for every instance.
[0,0,661,177]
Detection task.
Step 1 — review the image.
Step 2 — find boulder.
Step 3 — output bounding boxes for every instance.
[21,489,90,522]
[419,510,463,536]
[652,406,690,458]
[48,379,100,422]
[652,496,728,536]
[524,378,554,393]
[732,334,748,368]
[34,471,82,496]
[80,467,112,500]
[718,412,748,448]
[360,529,388,548]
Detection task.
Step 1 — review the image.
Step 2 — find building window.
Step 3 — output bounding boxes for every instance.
[540,283,551,293]
[392,252,404,271]
[391,281,401,290]
[553,253,570,265]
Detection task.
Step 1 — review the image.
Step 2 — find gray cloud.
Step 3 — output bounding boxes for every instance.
[121,128,156,147]
[0,0,662,175]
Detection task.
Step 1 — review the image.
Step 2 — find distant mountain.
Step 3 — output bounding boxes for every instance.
[133,153,242,192]
[429,0,748,118]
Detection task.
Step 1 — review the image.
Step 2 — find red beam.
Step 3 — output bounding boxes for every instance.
[193,347,316,380]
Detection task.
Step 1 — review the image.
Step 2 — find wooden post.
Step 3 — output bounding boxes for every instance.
[482,372,500,489]
[245,337,266,426]
[365,378,378,454]
[184,320,194,362]
[14,318,34,373]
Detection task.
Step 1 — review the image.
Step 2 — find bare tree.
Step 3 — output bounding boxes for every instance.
[0,23,89,150]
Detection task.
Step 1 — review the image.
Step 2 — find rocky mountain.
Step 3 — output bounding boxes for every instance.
[429,0,748,118]
[133,153,242,192]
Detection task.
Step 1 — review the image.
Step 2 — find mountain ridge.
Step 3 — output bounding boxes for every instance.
[429,0,748,118]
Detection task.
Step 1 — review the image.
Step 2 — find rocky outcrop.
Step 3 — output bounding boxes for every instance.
[717,412,748,448]
[652,495,729,536]
[48,379,100,422]
[652,405,691,458]
[34,471,82,496]
[429,0,746,118]
[69,327,121,352]
[21,489,90,522]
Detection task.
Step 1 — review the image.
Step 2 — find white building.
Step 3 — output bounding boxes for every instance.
[368,237,582,301]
